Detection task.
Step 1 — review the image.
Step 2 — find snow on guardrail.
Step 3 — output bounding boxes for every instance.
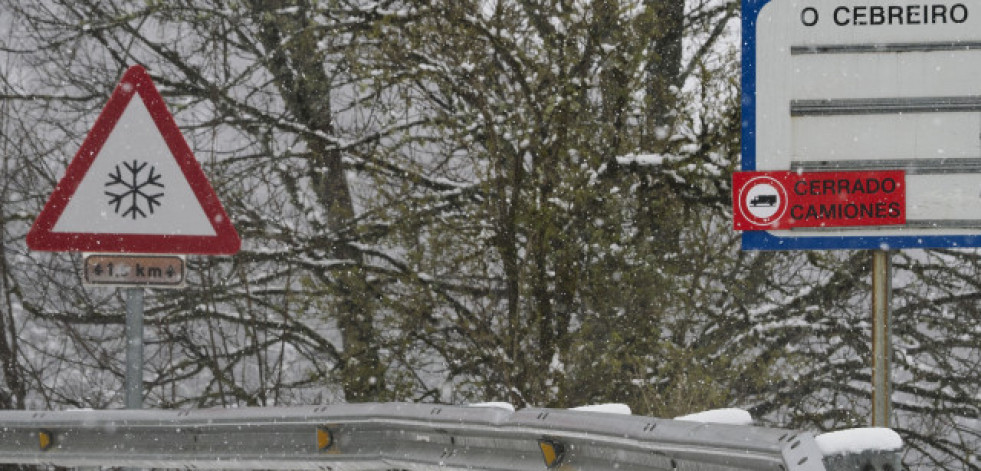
[0,403,888,471]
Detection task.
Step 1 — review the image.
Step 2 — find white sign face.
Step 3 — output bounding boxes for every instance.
[52,97,216,236]
[754,0,981,241]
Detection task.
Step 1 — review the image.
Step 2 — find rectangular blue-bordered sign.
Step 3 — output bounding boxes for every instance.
[741,0,981,250]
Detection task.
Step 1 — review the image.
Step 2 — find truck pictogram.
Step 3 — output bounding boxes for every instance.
[750,194,778,207]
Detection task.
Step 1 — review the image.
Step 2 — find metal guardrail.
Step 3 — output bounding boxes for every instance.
[0,403,853,470]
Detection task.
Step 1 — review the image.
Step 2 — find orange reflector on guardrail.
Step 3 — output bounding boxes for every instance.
[538,439,565,468]
[38,430,53,451]
[317,427,333,451]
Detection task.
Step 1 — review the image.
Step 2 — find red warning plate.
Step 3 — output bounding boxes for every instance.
[733,171,906,231]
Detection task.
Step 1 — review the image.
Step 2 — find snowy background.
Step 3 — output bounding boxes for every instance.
[0,1,976,469]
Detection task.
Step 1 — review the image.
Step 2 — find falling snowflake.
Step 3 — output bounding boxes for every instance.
[105,160,164,219]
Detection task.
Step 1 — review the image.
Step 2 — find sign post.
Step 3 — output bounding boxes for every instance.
[26,65,240,410]
[740,0,981,430]
[124,287,144,410]
[871,251,892,427]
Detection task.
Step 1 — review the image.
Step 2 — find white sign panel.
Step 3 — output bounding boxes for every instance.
[744,0,981,249]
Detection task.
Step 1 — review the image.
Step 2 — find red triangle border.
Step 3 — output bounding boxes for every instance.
[26,65,240,255]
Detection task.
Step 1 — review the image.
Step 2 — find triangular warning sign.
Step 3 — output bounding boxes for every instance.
[27,65,240,255]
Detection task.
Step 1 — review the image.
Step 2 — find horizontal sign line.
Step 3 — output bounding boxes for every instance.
[791,158,981,175]
[790,96,981,116]
[786,220,981,231]
[906,219,981,229]
[791,41,981,55]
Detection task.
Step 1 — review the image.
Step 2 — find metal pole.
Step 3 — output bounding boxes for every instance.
[125,287,144,410]
[871,250,892,427]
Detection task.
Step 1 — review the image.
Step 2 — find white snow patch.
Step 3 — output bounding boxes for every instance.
[467,402,515,412]
[571,403,632,415]
[548,16,566,34]
[815,428,903,456]
[675,408,753,426]
[617,153,667,166]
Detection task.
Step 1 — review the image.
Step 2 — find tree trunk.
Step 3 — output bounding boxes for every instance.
[251,0,385,401]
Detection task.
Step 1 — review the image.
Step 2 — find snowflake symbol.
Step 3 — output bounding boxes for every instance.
[105,160,165,219]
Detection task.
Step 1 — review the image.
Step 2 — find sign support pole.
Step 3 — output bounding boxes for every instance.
[871,250,892,427]
[124,287,144,410]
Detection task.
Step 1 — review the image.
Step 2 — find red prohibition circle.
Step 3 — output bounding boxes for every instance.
[737,176,789,227]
